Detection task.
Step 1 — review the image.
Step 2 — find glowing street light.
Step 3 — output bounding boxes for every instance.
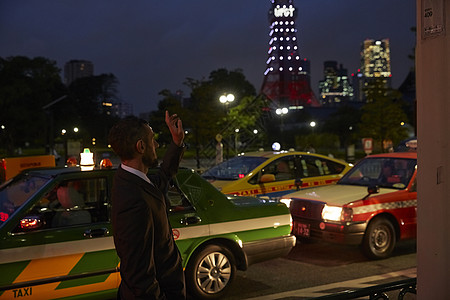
[219,93,236,158]
[219,93,235,105]
[276,107,289,148]
[276,107,289,115]
[310,121,317,135]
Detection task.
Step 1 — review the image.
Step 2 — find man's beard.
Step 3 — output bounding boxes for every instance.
[142,155,158,168]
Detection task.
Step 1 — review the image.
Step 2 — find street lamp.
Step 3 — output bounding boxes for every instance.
[219,93,235,158]
[219,93,235,106]
[276,107,289,116]
[310,121,316,134]
[276,107,289,148]
[234,128,240,154]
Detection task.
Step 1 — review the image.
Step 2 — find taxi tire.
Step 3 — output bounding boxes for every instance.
[185,244,236,300]
[362,217,396,259]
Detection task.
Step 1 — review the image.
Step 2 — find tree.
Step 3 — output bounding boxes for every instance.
[323,105,362,149]
[151,68,258,166]
[359,80,409,151]
[0,56,66,155]
[148,89,186,147]
[58,74,121,147]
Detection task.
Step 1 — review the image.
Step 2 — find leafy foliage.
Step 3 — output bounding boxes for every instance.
[359,79,409,151]
[0,56,66,154]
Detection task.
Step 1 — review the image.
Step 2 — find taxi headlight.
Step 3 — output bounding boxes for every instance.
[280,198,292,208]
[321,205,353,222]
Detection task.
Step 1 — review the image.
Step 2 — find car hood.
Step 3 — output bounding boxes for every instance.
[286,184,396,206]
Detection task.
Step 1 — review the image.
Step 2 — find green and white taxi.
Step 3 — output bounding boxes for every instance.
[0,167,295,299]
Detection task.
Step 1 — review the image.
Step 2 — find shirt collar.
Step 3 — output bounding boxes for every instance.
[120,163,152,185]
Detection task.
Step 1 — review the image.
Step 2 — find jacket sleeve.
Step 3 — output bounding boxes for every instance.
[154,142,185,191]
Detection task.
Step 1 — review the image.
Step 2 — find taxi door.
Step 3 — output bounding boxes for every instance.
[0,175,119,300]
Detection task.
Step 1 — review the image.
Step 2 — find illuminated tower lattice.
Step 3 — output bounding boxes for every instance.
[261,0,320,108]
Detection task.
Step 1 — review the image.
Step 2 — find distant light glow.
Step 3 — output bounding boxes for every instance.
[272,142,281,151]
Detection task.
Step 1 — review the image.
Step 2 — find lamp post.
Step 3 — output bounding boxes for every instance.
[219,93,235,109]
[219,93,235,158]
[310,121,316,134]
[276,107,289,149]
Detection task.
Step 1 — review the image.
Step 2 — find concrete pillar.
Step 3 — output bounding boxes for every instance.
[417,0,450,298]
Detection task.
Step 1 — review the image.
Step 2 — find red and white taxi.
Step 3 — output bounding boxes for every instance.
[281,152,417,259]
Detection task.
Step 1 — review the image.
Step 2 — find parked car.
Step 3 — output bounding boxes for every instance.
[202,151,352,199]
[0,167,295,299]
[281,152,417,259]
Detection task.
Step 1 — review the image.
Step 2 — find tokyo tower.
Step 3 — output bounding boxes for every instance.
[261,0,320,108]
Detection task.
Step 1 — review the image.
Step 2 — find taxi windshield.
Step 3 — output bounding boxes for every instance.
[0,173,50,226]
[338,157,416,189]
[202,156,267,180]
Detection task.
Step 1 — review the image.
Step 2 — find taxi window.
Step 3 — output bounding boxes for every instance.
[339,157,416,189]
[249,156,296,183]
[167,180,193,212]
[202,156,267,180]
[12,177,109,233]
[0,174,49,226]
[299,156,344,177]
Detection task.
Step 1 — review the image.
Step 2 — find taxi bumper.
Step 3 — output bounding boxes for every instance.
[292,218,367,245]
[243,234,296,265]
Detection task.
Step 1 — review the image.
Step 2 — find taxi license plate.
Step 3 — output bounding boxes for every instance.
[295,222,310,237]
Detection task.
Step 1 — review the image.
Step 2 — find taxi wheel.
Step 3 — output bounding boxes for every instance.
[362,217,396,259]
[185,245,236,300]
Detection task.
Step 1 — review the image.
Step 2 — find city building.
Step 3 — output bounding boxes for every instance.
[64,60,94,86]
[318,61,354,106]
[361,39,391,79]
[355,39,392,102]
[112,102,133,118]
[261,0,320,109]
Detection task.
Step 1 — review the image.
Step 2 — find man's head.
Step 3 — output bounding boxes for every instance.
[108,116,159,168]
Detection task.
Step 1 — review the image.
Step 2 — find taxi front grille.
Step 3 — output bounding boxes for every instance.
[290,199,324,220]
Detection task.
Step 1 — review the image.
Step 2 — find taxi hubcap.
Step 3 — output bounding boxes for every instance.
[373,226,389,249]
[197,252,231,293]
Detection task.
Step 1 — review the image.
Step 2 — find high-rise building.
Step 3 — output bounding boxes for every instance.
[261,0,320,109]
[357,39,392,102]
[64,60,94,86]
[361,39,391,79]
[318,61,354,106]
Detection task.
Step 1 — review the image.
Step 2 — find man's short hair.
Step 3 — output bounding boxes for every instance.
[108,116,149,161]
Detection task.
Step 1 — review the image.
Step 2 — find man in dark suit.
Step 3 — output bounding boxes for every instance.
[108,111,186,299]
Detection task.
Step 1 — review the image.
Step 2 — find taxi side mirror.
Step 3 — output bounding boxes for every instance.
[363,185,380,200]
[260,174,275,183]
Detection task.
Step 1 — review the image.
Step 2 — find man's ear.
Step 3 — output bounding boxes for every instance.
[136,140,145,153]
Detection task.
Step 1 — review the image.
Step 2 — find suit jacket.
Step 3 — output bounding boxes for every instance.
[112,142,186,300]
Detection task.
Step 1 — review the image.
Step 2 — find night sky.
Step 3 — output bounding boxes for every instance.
[0,1,416,115]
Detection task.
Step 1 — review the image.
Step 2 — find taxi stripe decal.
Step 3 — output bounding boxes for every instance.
[230,179,339,197]
[0,214,289,265]
[13,253,84,283]
[0,215,290,265]
[56,250,118,289]
[0,237,114,265]
[353,199,417,215]
[177,215,291,240]
[210,215,290,235]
